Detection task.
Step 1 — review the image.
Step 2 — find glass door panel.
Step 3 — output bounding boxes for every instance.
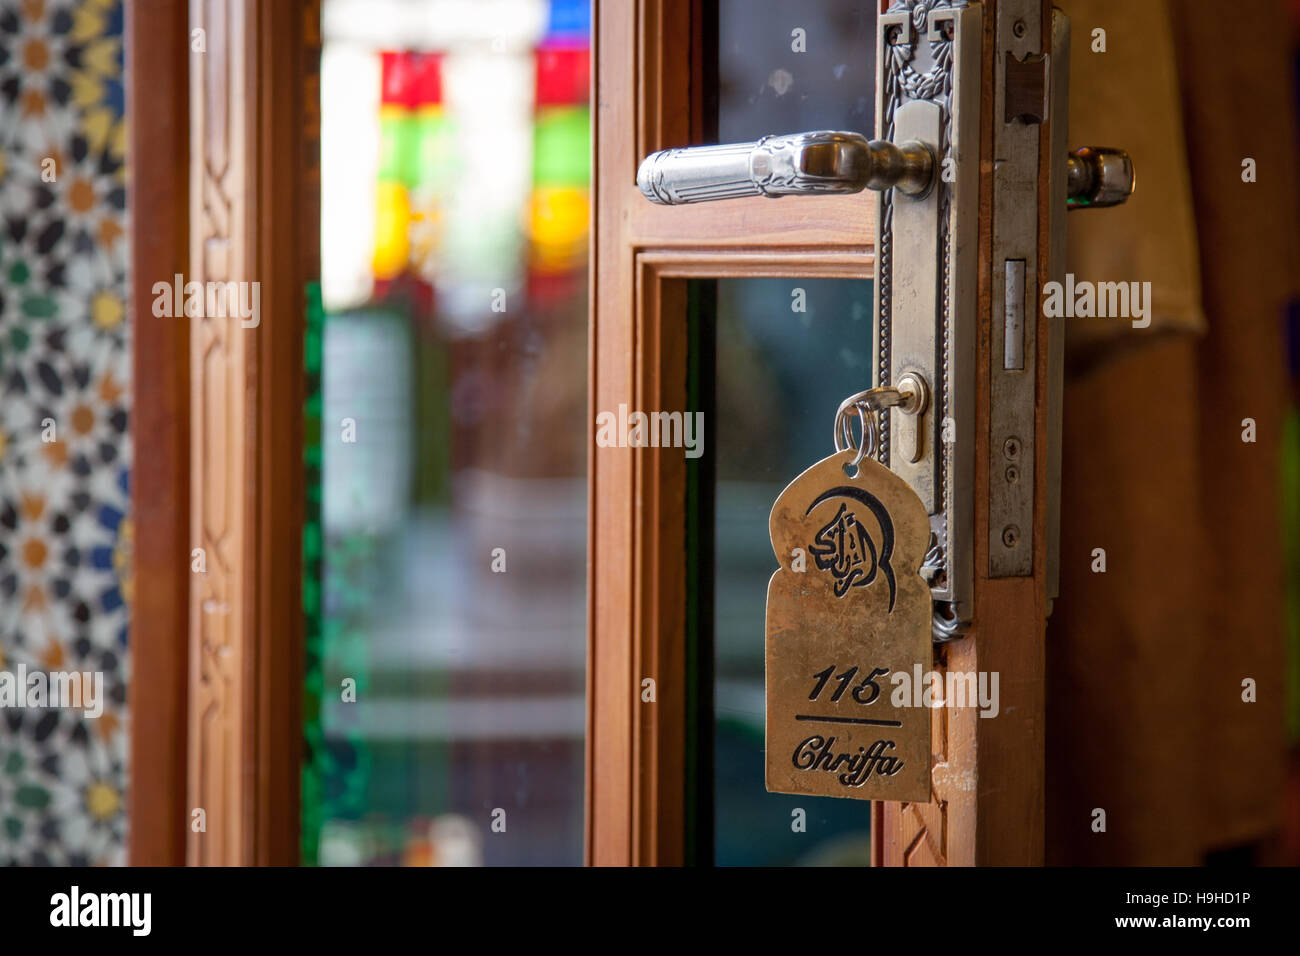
[686,2,881,865]
[716,0,877,142]
[696,277,877,866]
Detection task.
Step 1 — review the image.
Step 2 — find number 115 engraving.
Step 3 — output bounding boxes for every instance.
[807,664,891,706]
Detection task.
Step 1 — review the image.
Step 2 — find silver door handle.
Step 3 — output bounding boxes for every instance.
[636,131,1134,209]
[636,131,935,205]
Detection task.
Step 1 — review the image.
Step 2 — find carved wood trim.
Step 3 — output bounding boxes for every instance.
[186,0,315,866]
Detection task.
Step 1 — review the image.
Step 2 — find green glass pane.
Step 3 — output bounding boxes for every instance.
[532,107,590,186]
[413,113,458,192]
[378,112,418,187]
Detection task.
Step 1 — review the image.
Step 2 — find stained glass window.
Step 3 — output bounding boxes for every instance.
[308,0,590,867]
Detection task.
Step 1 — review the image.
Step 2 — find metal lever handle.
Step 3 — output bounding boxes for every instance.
[637,133,1136,210]
[636,130,934,205]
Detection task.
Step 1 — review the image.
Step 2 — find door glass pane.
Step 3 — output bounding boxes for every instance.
[716,0,876,142]
[698,277,876,866]
[308,0,590,866]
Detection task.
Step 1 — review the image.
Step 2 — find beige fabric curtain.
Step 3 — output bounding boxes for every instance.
[1046,0,1299,864]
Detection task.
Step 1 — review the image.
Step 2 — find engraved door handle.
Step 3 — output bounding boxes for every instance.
[636,130,935,205]
[637,132,1135,209]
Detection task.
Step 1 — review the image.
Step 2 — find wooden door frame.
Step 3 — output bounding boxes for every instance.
[129,0,317,866]
[127,0,192,867]
[590,0,1052,866]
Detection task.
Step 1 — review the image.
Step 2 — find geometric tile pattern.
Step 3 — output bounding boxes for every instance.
[0,0,128,866]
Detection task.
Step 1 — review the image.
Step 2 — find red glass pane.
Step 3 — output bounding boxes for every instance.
[535,45,589,107]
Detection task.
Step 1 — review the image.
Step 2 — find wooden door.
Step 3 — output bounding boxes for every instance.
[590,0,1065,866]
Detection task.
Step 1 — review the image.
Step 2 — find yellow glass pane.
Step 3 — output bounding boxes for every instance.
[372,181,411,279]
[527,186,589,272]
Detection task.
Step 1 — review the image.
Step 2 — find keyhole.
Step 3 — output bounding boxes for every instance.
[894,372,930,464]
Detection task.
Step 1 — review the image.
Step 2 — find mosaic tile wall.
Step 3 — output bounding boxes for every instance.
[0,0,129,866]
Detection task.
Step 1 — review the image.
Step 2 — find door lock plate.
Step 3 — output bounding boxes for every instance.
[872,1,981,639]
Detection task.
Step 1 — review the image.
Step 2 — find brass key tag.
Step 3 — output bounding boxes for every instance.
[765,447,932,803]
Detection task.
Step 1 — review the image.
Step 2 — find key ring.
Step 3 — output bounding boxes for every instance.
[834,400,878,471]
[833,373,929,471]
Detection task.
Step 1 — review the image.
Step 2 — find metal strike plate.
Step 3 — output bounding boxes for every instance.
[872,1,981,640]
[988,0,1043,580]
